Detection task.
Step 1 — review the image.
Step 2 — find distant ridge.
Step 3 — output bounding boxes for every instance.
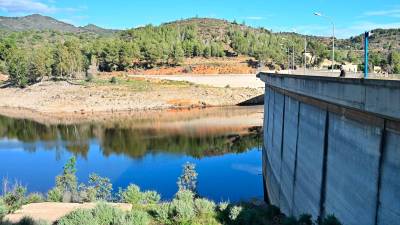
[0,14,119,35]
[0,14,398,51]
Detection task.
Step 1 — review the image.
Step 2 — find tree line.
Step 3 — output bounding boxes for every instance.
[0,22,399,87]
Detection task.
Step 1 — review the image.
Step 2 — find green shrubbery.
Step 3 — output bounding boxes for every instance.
[2,183,26,213]
[0,158,343,225]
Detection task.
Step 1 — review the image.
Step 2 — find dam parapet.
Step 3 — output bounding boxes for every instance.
[258,73,400,225]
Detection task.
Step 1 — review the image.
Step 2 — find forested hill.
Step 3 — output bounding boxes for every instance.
[0,15,399,87]
[0,14,118,35]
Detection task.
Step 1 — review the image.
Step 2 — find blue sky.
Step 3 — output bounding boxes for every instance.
[0,0,399,38]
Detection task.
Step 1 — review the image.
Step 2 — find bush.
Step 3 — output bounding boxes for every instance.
[128,210,150,225]
[170,198,195,223]
[26,193,44,204]
[54,157,78,202]
[194,198,215,216]
[141,191,160,204]
[229,206,242,221]
[153,203,170,224]
[47,188,63,202]
[88,173,113,201]
[174,190,194,202]
[3,184,26,213]
[110,76,117,84]
[320,215,342,225]
[118,184,142,205]
[218,201,229,212]
[57,209,94,225]
[177,162,198,193]
[283,216,299,225]
[92,203,123,225]
[298,214,313,225]
[0,198,7,220]
[78,184,96,203]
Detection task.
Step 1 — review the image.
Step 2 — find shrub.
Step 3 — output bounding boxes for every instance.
[170,198,195,223]
[110,76,117,84]
[128,210,151,225]
[153,203,171,224]
[283,216,299,225]
[320,215,342,225]
[26,193,44,204]
[229,206,243,221]
[177,162,198,193]
[54,156,78,202]
[0,198,7,220]
[118,184,142,205]
[47,188,63,202]
[298,214,313,225]
[88,173,113,201]
[78,184,96,203]
[92,203,123,225]
[174,190,194,202]
[57,209,94,225]
[3,184,26,213]
[218,201,229,212]
[194,198,215,216]
[141,191,160,204]
[85,73,94,82]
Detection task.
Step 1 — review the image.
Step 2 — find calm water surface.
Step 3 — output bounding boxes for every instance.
[0,106,263,202]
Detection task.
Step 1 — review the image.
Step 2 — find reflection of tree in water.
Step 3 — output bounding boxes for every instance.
[0,115,261,159]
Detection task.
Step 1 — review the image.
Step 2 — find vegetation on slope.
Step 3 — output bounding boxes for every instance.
[0,15,399,87]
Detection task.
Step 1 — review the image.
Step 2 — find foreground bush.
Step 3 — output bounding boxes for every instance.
[0,198,7,220]
[57,203,151,225]
[0,159,343,225]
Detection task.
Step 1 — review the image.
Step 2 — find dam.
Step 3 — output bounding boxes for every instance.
[258,73,400,225]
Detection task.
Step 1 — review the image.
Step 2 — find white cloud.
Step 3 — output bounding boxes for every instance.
[0,0,86,14]
[364,6,400,18]
[242,16,265,20]
[0,0,55,13]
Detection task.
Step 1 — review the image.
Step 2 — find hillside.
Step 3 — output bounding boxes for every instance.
[0,14,118,35]
[0,14,399,81]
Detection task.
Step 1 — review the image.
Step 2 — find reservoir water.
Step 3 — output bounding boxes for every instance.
[0,106,263,202]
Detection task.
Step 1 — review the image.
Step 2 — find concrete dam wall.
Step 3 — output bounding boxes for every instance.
[258,73,400,225]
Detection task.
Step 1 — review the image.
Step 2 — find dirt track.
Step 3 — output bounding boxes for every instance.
[129,74,264,88]
[0,77,263,117]
[4,203,131,224]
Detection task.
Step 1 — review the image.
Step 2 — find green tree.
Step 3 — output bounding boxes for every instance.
[6,48,29,87]
[55,156,78,199]
[52,40,84,78]
[388,51,400,74]
[170,43,184,65]
[29,46,53,82]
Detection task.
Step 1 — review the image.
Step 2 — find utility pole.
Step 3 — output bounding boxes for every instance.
[364,31,372,78]
[314,12,335,72]
[292,44,295,71]
[304,36,307,74]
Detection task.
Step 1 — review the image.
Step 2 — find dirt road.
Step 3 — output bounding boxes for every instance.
[129,74,265,88]
[0,77,263,117]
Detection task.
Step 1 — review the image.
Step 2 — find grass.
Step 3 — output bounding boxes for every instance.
[78,76,194,92]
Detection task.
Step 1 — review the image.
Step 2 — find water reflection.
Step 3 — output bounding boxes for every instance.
[0,106,264,201]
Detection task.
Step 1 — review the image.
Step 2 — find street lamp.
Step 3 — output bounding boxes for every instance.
[280,43,290,74]
[314,12,335,72]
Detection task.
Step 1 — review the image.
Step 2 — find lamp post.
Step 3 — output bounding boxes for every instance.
[304,36,307,74]
[314,12,335,72]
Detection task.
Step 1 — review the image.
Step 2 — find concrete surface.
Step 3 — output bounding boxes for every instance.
[260,72,400,225]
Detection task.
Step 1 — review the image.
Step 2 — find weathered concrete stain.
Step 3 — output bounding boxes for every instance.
[258,73,400,225]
